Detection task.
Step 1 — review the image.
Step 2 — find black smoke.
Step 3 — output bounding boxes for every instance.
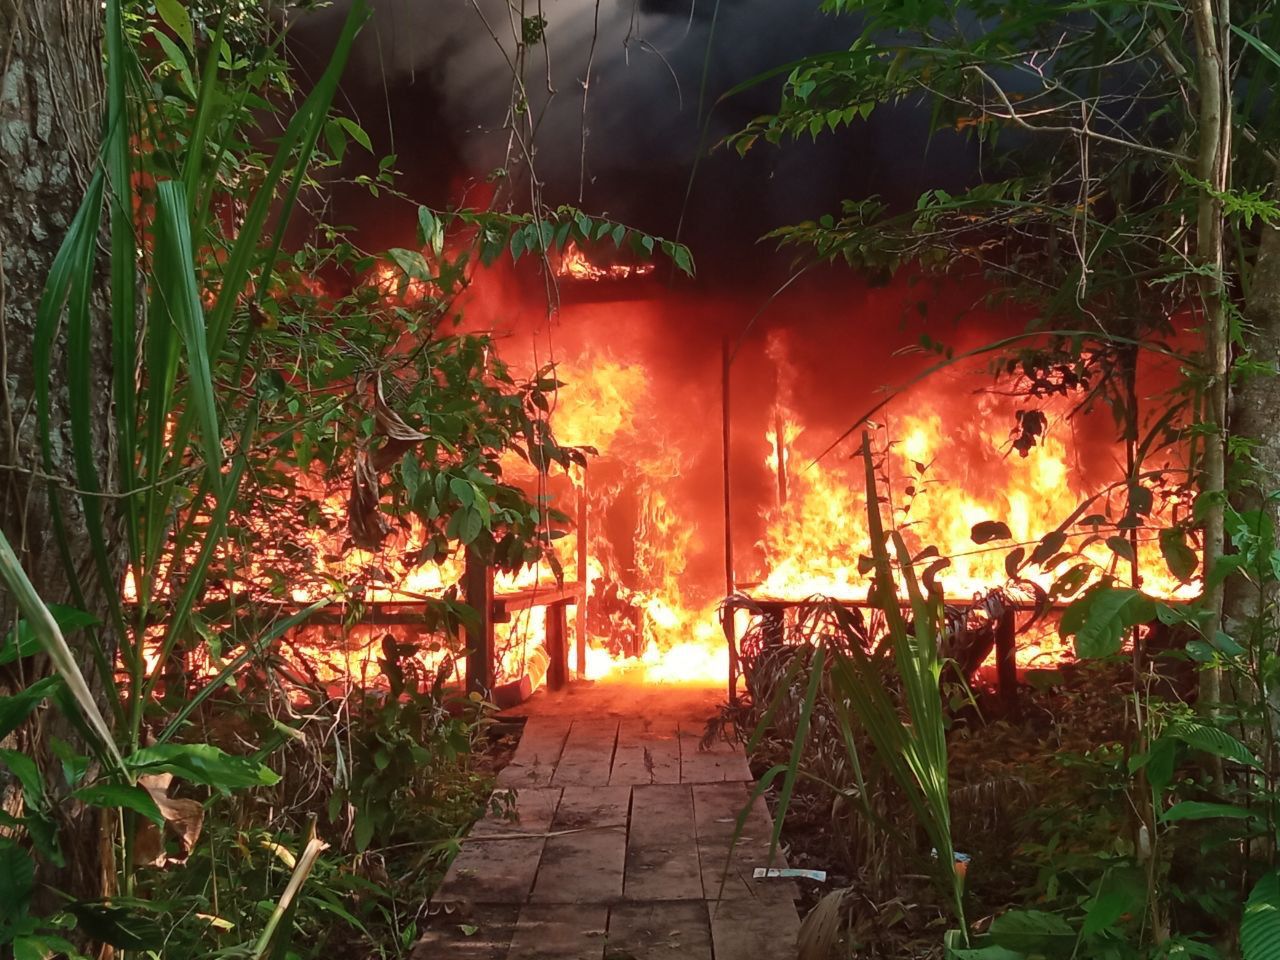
[285,0,981,286]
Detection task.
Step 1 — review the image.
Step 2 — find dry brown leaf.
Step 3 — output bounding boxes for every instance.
[348,448,391,550]
[133,785,205,868]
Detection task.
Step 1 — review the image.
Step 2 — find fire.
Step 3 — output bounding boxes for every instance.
[557,242,655,282]
[135,256,1198,701]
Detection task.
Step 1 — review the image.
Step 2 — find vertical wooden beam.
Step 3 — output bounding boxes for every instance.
[463,546,494,694]
[773,406,788,507]
[575,469,589,679]
[722,337,739,705]
[547,600,569,691]
[995,606,1019,716]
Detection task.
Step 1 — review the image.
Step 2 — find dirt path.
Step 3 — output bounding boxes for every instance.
[414,681,801,959]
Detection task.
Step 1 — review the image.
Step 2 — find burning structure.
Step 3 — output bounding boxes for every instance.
[207,0,1202,707]
[196,233,1193,708]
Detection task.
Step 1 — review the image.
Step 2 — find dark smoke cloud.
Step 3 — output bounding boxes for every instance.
[287,0,981,284]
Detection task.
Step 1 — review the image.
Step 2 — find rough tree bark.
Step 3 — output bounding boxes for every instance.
[0,0,120,904]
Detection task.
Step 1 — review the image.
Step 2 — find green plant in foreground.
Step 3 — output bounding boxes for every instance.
[755,432,965,952]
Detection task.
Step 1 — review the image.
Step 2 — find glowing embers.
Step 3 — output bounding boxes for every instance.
[556,241,656,282]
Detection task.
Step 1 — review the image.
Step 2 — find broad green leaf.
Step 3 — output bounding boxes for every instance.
[0,839,35,922]
[1060,587,1155,659]
[946,947,1025,960]
[14,934,84,960]
[67,903,165,951]
[1161,801,1258,823]
[387,247,431,281]
[0,606,98,665]
[124,743,281,790]
[1160,528,1199,582]
[72,784,165,827]
[1165,721,1260,768]
[334,116,372,152]
[0,676,63,740]
[155,0,195,51]
[1081,866,1144,936]
[1243,870,1280,960]
[988,909,1075,956]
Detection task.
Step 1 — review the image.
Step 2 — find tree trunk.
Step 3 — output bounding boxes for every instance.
[0,0,119,905]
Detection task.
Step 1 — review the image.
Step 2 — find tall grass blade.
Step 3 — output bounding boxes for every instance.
[0,530,126,777]
[152,180,224,495]
[105,0,140,568]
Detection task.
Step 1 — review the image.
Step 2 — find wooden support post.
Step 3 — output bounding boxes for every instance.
[575,468,589,679]
[463,546,494,695]
[547,600,569,691]
[773,406,788,507]
[722,337,739,705]
[995,607,1019,716]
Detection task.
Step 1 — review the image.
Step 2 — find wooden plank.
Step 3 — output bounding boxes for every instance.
[463,547,494,693]
[551,719,620,787]
[708,891,801,960]
[547,601,569,691]
[492,581,582,616]
[691,782,795,901]
[497,717,572,789]
[624,784,703,901]
[434,837,546,904]
[678,727,752,783]
[506,903,607,960]
[410,904,519,960]
[606,902,713,960]
[531,785,630,905]
[468,787,562,839]
[610,719,680,786]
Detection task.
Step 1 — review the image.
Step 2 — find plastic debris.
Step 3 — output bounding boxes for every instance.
[752,867,828,882]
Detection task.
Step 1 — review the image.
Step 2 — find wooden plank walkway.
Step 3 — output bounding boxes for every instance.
[415,707,801,960]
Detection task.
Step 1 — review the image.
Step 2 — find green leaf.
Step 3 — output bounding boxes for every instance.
[354,810,375,852]
[14,934,85,960]
[449,476,475,507]
[0,748,45,807]
[1082,866,1144,936]
[155,0,195,52]
[72,784,165,827]
[334,116,372,152]
[0,676,62,741]
[387,247,431,282]
[418,206,443,256]
[1161,801,1258,823]
[1159,528,1199,582]
[0,605,99,665]
[153,181,223,497]
[1060,587,1155,659]
[68,903,165,951]
[1105,535,1136,563]
[1243,870,1280,960]
[988,909,1075,956]
[1165,721,1260,768]
[124,743,281,790]
[0,839,35,923]
[946,947,1025,960]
